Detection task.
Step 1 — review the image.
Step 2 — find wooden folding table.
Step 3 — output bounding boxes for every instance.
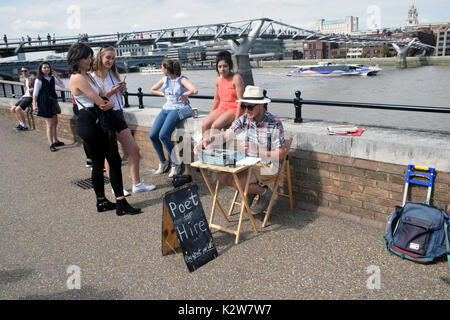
[190,161,259,244]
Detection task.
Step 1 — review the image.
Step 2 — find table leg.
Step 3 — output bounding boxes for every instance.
[228,190,239,216]
[232,167,258,244]
[200,167,229,223]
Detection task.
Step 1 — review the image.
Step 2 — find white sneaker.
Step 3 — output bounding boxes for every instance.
[154,161,169,174]
[132,181,156,193]
[112,189,131,197]
[168,164,181,178]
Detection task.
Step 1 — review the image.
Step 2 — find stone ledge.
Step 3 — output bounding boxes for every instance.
[1,97,449,172]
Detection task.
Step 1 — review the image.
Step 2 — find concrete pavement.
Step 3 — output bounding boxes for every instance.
[0,116,449,300]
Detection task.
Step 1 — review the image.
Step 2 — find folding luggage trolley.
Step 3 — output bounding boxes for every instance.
[401,165,435,206]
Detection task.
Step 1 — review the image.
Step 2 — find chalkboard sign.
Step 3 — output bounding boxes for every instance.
[162,183,218,272]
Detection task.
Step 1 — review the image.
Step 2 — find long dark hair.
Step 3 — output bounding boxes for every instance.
[36,62,52,80]
[67,42,94,75]
[162,58,181,77]
[215,50,233,74]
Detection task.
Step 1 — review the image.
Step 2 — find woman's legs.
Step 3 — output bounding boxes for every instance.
[44,118,54,145]
[202,109,222,139]
[149,110,169,163]
[76,114,108,199]
[43,115,59,145]
[211,111,235,131]
[76,110,140,214]
[117,128,141,185]
[157,110,181,165]
[52,115,58,144]
[104,141,124,199]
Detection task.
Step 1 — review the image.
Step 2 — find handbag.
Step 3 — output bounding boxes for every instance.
[95,101,122,133]
[74,97,122,133]
[171,174,192,189]
[177,102,193,120]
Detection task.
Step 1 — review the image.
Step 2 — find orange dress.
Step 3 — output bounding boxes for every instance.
[216,76,238,116]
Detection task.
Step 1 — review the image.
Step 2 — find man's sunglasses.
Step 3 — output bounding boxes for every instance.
[21,70,28,73]
[241,104,258,111]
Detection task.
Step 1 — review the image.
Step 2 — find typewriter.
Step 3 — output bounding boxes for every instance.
[198,148,245,166]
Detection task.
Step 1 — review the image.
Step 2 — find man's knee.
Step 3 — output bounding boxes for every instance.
[10,106,17,113]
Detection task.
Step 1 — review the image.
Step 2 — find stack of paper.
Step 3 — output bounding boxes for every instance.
[236,157,261,166]
[327,125,360,135]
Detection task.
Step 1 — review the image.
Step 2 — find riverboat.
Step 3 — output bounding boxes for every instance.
[139,66,163,74]
[287,62,381,77]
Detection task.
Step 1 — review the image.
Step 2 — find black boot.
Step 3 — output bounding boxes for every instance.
[96,198,116,212]
[116,198,142,216]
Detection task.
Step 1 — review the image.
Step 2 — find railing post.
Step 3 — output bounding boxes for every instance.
[60,90,66,102]
[11,84,15,98]
[2,83,6,97]
[123,91,129,108]
[138,87,144,109]
[263,89,268,111]
[294,90,303,123]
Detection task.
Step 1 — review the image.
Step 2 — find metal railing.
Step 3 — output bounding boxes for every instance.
[2,80,449,123]
[124,87,450,123]
[0,80,72,102]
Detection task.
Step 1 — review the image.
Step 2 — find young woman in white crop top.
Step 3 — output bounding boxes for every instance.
[68,42,141,216]
[92,46,156,194]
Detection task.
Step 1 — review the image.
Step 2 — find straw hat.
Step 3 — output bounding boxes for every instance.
[236,85,271,104]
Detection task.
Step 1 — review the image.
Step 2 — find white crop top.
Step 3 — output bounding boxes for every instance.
[73,79,100,109]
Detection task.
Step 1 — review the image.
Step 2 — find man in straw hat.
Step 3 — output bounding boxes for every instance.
[197,85,286,214]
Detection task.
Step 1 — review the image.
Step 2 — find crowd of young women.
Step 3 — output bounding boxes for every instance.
[65,42,242,215]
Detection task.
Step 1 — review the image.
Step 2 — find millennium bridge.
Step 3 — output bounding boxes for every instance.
[0,18,435,82]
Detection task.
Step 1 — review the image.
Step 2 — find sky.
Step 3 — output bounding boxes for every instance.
[0,0,449,40]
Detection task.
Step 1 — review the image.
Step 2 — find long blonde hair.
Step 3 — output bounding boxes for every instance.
[93,46,121,82]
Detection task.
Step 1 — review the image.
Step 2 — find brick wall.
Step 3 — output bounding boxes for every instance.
[290,149,450,223]
[2,107,449,224]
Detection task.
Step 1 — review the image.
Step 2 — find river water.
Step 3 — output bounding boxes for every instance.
[65,65,450,133]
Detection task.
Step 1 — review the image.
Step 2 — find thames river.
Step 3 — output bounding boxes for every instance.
[66,65,450,133]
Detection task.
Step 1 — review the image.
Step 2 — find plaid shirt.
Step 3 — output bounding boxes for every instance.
[229,111,285,159]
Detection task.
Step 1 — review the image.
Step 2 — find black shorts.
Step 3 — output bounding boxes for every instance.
[114,109,128,131]
[15,97,32,110]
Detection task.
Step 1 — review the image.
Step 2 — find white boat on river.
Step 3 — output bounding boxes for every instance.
[139,66,163,74]
[287,62,381,77]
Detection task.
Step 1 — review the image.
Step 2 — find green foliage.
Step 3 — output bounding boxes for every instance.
[381,44,390,57]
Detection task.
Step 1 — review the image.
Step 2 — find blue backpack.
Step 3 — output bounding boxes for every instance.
[383,202,450,268]
[382,165,450,270]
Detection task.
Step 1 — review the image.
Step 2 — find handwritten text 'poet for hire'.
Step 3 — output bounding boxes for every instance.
[168,192,207,242]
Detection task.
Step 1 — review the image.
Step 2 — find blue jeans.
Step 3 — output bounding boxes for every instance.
[149,109,181,164]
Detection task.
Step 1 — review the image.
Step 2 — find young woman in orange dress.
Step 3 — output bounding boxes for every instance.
[201,51,244,139]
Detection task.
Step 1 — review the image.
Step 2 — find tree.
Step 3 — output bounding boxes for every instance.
[380,44,390,57]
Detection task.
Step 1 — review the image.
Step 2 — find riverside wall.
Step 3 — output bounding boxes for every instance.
[259,56,450,68]
[1,97,449,227]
